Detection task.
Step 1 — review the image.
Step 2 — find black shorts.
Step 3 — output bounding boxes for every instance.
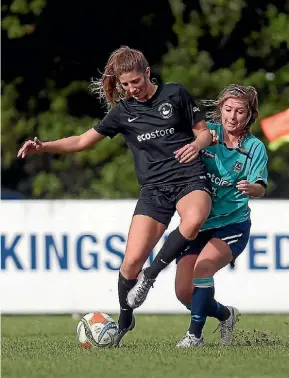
[133,179,211,226]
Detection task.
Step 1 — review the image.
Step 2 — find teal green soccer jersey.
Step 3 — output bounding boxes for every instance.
[201,122,268,230]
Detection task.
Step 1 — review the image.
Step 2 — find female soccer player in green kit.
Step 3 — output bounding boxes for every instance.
[128,85,268,347]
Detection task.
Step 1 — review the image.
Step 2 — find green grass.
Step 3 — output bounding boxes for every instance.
[2,314,289,378]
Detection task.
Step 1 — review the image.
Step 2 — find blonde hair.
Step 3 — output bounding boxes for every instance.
[202,84,259,149]
[89,46,149,111]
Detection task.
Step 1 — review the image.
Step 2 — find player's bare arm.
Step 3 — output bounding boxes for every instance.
[17,128,105,158]
[191,120,213,149]
[174,120,212,163]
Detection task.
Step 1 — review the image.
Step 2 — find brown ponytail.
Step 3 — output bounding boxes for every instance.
[89,46,149,111]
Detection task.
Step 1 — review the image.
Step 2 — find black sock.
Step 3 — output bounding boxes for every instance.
[185,290,230,322]
[189,278,215,338]
[145,227,189,279]
[118,272,137,329]
[208,299,230,321]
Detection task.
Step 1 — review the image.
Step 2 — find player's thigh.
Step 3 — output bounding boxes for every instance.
[121,214,167,278]
[193,238,232,278]
[176,190,212,239]
[214,219,251,268]
[175,254,198,305]
[121,185,175,278]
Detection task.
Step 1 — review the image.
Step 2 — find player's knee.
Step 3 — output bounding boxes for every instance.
[180,217,203,240]
[193,259,216,278]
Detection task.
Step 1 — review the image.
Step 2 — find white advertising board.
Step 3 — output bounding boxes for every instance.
[0,200,288,314]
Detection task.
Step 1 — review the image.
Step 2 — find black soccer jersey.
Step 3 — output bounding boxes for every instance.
[94,83,208,186]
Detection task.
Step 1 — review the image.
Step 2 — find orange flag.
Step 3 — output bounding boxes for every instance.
[261,109,289,141]
[260,109,289,150]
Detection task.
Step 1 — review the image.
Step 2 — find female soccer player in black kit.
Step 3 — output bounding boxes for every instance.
[17,46,213,345]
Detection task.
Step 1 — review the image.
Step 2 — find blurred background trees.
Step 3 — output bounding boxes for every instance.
[2,0,289,199]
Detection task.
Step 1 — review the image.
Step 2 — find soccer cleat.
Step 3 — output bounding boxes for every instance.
[114,314,135,347]
[176,331,204,348]
[127,269,155,309]
[219,306,240,345]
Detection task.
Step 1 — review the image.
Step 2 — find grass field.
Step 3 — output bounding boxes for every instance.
[2,314,289,378]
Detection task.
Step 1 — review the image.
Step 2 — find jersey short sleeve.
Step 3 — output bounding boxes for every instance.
[206,122,223,134]
[179,85,204,126]
[247,141,268,186]
[94,106,121,139]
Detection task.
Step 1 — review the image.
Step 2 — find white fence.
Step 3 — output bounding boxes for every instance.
[0,200,288,314]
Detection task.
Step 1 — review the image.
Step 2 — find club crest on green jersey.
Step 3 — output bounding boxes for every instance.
[233,161,243,173]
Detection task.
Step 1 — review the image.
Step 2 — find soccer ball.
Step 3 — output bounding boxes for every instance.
[76,312,118,348]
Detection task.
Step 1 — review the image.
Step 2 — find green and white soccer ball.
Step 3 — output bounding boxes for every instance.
[76,312,118,348]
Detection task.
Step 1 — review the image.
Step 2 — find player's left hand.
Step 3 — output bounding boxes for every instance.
[236,180,252,195]
[174,142,200,163]
[210,130,219,145]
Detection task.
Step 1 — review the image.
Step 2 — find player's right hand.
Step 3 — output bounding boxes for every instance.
[17,137,43,158]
